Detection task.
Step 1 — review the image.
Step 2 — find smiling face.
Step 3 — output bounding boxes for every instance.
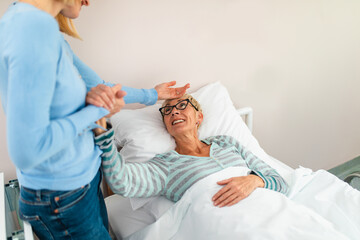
[162,97,203,138]
[60,0,89,19]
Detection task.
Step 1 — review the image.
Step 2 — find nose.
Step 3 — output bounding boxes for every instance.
[171,108,180,116]
[81,0,89,6]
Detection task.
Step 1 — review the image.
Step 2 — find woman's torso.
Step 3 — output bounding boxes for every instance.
[159,138,248,201]
[0,2,101,190]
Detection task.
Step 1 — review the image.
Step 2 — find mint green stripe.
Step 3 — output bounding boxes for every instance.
[167,158,211,180]
[146,164,160,194]
[143,166,156,196]
[150,162,167,180]
[173,168,218,201]
[167,161,218,194]
[135,163,148,197]
[95,130,114,142]
[127,164,140,197]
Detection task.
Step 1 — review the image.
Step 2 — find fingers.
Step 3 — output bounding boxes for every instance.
[155,81,191,100]
[112,84,122,92]
[217,192,239,207]
[213,188,236,207]
[97,117,107,128]
[115,90,127,99]
[217,178,232,185]
[85,95,105,108]
[173,84,190,97]
[227,196,244,207]
[212,183,231,201]
[86,91,112,109]
[183,83,190,89]
[105,89,127,118]
[212,176,255,207]
[99,84,115,105]
[213,185,247,208]
[165,81,176,87]
[86,84,115,110]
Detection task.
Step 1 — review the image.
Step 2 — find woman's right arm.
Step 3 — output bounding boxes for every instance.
[5,14,108,170]
[95,128,168,198]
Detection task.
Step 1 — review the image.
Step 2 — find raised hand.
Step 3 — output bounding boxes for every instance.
[155,81,190,100]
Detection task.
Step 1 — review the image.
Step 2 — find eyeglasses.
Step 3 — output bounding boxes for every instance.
[159,99,198,116]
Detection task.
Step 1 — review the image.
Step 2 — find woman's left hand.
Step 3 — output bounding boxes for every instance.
[212,175,264,207]
[155,81,190,100]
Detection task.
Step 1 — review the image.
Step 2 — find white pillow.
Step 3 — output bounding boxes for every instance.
[110,81,293,213]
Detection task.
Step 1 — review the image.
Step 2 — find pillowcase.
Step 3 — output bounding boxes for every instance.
[110,81,294,212]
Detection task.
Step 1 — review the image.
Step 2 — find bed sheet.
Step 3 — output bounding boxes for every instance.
[125,167,360,240]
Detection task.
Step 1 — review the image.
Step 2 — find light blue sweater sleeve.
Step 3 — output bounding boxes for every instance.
[2,9,157,171]
[4,13,108,170]
[71,51,158,106]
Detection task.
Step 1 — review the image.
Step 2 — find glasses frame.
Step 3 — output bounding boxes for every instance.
[159,99,199,116]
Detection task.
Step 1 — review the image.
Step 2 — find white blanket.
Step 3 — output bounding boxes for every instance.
[126,167,360,240]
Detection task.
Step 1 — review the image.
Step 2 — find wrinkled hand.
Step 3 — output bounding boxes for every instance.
[93,117,107,136]
[86,84,127,118]
[155,81,190,100]
[212,175,264,207]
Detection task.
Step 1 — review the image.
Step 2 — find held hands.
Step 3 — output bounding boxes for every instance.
[212,175,265,207]
[86,84,127,118]
[155,81,190,100]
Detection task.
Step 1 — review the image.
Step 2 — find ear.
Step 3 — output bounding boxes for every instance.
[196,111,204,126]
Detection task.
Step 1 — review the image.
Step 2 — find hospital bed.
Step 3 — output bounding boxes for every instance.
[103,82,360,240]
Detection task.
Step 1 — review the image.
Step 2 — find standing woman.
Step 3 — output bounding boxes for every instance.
[0,0,188,239]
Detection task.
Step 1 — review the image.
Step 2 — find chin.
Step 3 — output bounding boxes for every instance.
[68,12,81,19]
[60,8,81,19]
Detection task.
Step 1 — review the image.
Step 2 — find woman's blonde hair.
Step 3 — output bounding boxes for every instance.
[55,0,81,39]
[161,94,202,114]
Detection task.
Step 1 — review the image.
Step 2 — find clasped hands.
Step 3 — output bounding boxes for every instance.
[212,174,264,207]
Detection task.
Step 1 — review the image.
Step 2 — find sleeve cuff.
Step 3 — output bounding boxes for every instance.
[250,170,269,189]
[143,88,158,105]
[104,82,115,87]
[67,105,109,136]
[122,86,158,105]
[94,127,115,145]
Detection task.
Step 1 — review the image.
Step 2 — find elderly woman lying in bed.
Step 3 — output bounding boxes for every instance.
[94,94,289,206]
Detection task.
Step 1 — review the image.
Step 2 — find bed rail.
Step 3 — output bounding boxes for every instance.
[237,107,253,133]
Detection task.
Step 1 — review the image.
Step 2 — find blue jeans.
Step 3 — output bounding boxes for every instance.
[19,170,111,240]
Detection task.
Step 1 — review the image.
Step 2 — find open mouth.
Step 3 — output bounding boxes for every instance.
[172,119,185,125]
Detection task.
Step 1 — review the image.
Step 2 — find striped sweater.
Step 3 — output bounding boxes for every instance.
[95,129,289,202]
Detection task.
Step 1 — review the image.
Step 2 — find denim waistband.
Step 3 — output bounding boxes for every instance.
[21,169,101,198]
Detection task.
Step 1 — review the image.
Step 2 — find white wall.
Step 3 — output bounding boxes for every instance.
[1,0,360,182]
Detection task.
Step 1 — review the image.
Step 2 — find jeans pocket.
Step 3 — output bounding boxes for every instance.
[20,214,54,240]
[55,184,90,212]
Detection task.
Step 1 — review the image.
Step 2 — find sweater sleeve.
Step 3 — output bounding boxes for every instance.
[95,128,168,197]
[71,50,158,105]
[5,13,109,171]
[215,136,289,195]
